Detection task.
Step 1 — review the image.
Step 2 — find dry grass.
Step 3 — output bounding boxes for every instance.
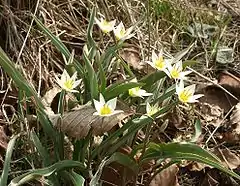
[1,0,240,185]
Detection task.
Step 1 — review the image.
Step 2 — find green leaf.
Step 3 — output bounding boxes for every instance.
[68,171,85,186]
[142,142,240,181]
[30,131,51,166]
[96,51,107,92]
[104,80,144,100]
[10,160,86,186]
[190,119,202,143]
[83,50,99,100]
[100,43,123,70]
[152,84,176,105]
[107,152,139,173]
[172,42,195,63]
[92,102,176,158]
[140,71,166,89]
[0,135,18,186]
[87,7,96,51]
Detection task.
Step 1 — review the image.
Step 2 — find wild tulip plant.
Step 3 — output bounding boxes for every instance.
[1,7,240,186]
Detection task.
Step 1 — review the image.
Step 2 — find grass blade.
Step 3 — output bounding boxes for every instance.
[142,142,240,181]
[9,160,86,186]
[0,135,18,186]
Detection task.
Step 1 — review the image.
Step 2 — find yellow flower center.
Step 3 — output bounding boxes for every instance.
[129,87,140,97]
[64,80,74,90]
[103,20,109,26]
[155,57,165,70]
[100,104,112,115]
[101,20,112,33]
[179,90,192,103]
[170,68,180,79]
[148,107,158,116]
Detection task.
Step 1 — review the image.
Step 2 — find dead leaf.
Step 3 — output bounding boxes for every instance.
[120,47,144,71]
[201,85,238,113]
[150,164,179,186]
[218,71,240,92]
[230,102,240,134]
[199,102,223,127]
[200,169,219,186]
[49,103,129,138]
[187,161,210,171]
[213,148,240,170]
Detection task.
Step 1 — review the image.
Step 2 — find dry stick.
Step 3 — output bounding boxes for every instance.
[0,0,41,107]
[188,67,239,146]
[205,106,235,147]
[186,67,239,101]
[122,0,146,62]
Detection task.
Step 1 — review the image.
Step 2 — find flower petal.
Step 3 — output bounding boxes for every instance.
[152,51,158,62]
[70,71,78,81]
[146,102,151,114]
[176,80,184,94]
[93,99,102,113]
[188,94,204,103]
[107,97,117,110]
[184,84,196,95]
[99,93,106,104]
[72,80,81,89]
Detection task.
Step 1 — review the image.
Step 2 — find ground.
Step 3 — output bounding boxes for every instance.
[0,0,240,185]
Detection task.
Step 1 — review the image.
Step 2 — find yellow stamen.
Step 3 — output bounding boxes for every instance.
[170,68,180,79]
[100,104,112,115]
[155,57,165,70]
[64,80,74,90]
[179,90,192,103]
[129,87,140,97]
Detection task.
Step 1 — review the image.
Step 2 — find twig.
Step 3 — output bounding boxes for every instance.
[187,66,239,101]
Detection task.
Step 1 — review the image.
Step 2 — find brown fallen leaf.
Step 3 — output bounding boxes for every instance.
[230,102,240,134]
[200,169,219,186]
[201,85,238,113]
[120,47,145,71]
[150,164,179,186]
[218,71,240,98]
[187,161,211,172]
[49,104,129,138]
[213,148,240,170]
[199,102,223,127]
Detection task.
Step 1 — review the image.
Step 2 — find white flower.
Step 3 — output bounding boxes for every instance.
[128,78,152,98]
[146,102,159,116]
[147,50,170,72]
[93,94,123,117]
[113,22,134,41]
[166,60,192,80]
[95,17,116,33]
[55,70,81,93]
[176,80,204,103]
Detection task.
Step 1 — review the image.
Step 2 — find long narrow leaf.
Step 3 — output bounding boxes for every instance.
[83,51,98,99]
[30,131,51,166]
[107,152,139,173]
[104,81,145,100]
[9,160,86,186]
[142,142,240,181]
[67,171,85,186]
[0,135,18,186]
[93,102,176,158]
